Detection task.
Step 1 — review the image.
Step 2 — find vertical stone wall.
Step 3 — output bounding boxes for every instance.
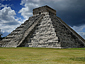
[33,6,56,16]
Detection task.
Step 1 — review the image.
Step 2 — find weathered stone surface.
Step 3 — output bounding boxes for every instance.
[0,5,85,48]
[0,14,43,47]
[25,14,59,48]
[33,5,56,16]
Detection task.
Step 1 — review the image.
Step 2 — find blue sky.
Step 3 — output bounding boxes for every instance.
[0,0,85,39]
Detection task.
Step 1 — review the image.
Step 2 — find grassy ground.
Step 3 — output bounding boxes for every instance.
[0,47,85,64]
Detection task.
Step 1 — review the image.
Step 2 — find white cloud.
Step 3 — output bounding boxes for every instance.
[32,0,40,2]
[19,0,85,39]
[72,25,85,32]
[19,0,77,19]
[19,0,40,19]
[0,3,8,8]
[72,25,85,39]
[19,7,32,19]
[0,24,19,33]
[78,32,85,39]
[28,3,39,7]
[0,6,21,33]
[0,0,84,39]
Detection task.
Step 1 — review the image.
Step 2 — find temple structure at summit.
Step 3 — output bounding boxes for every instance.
[0,5,85,48]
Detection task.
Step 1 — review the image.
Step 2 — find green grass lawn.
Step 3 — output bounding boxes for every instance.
[0,47,85,64]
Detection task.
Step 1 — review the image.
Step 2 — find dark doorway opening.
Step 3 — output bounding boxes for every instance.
[39,12,41,15]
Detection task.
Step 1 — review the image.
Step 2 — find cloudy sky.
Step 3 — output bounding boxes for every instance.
[0,0,85,39]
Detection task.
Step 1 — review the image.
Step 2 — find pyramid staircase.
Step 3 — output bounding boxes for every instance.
[1,14,44,47]
[26,14,60,48]
[0,5,85,48]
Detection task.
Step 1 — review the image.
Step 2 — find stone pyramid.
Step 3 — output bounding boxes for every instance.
[0,5,85,48]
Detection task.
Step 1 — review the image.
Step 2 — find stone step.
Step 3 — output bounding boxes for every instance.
[20,24,25,26]
[36,42,58,45]
[11,31,21,34]
[42,18,51,21]
[34,32,56,35]
[21,20,29,25]
[40,21,51,25]
[47,40,58,43]
[28,43,32,45]
[38,24,51,28]
[35,27,55,32]
[6,35,15,38]
[31,37,58,42]
[43,16,49,18]
[8,34,23,39]
[34,28,50,32]
[16,28,23,30]
[17,26,25,28]
[13,29,21,32]
[33,34,53,38]
[5,37,15,39]
[33,35,56,38]
[2,39,11,42]
[9,33,21,35]
[10,33,19,35]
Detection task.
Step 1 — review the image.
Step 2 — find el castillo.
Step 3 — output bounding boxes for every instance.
[0,5,85,48]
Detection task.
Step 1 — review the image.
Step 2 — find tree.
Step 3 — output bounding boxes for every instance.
[0,29,2,40]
